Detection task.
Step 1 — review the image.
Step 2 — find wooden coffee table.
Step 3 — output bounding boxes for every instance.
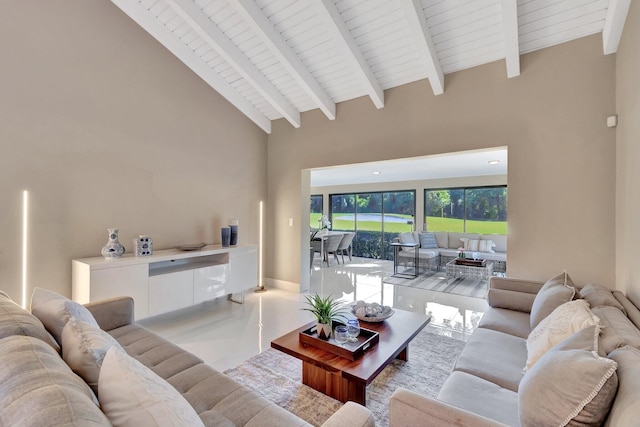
[271,308,430,405]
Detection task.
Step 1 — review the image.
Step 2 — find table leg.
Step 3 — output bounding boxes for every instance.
[302,361,367,405]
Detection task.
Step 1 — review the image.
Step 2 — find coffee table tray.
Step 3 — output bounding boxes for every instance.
[455,258,486,267]
[299,324,379,361]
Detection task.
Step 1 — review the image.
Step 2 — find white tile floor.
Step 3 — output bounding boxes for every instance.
[139,257,488,372]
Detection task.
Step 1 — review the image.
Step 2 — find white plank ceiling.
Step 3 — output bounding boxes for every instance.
[111,0,631,133]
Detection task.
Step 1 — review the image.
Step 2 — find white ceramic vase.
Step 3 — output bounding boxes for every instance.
[101,228,125,259]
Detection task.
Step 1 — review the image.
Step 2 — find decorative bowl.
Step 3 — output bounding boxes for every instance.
[351,301,395,323]
[175,242,206,251]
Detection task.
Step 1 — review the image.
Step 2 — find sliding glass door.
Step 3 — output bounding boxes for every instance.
[330,190,415,260]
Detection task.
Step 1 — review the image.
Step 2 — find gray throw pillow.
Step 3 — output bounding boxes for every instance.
[519,325,618,427]
[606,346,640,426]
[0,291,60,352]
[580,284,626,314]
[419,232,438,249]
[530,271,576,329]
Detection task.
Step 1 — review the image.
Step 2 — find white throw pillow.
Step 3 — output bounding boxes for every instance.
[99,346,205,427]
[477,240,496,253]
[525,299,600,371]
[62,316,124,394]
[30,287,99,344]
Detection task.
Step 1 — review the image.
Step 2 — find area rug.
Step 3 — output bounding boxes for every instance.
[224,330,466,427]
[383,271,488,299]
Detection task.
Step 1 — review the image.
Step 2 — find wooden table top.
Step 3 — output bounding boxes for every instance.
[271,308,431,385]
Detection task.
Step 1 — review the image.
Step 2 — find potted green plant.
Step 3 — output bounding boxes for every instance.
[302,294,349,340]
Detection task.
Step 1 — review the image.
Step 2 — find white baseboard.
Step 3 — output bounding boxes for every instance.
[264,278,307,293]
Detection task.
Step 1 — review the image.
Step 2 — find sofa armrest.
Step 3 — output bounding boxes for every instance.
[390,389,508,427]
[322,402,375,427]
[489,276,544,294]
[84,296,134,331]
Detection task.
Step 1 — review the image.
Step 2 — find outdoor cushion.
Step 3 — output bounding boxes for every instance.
[438,371,519,427]
[453,328,527,392]
[580,284,626,314]
[0,291,60,352]
[591,306,640,354]
[525,299,599,371]
[434,231,448,248]
[606,346,640,426]
[481,234,507,253]
[519,325,618,427]
[529,271,576,329]
[398,232,417,251]
[447,232,480,249]
[478,307,531,339]
[418,232,438,249]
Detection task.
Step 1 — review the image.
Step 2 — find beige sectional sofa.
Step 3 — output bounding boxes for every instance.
[0,289,375,426]
[396,231,507,273]
[389,274,640,426]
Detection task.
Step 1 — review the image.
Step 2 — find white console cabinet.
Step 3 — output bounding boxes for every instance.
[72,245,257,320]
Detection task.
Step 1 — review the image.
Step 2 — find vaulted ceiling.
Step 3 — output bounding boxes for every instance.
[111,0,630,134]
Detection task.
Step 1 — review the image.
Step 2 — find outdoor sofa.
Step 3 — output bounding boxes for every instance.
[0,288,375,427]
[395,231,507,273]
[389,273,640,426]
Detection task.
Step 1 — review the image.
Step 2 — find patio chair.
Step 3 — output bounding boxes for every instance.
[336,232,355,264]
[320,234,344,267]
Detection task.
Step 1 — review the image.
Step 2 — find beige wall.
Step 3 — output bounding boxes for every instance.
[0,1,267,303]
[616,1,640,303]
[268,34,616,289]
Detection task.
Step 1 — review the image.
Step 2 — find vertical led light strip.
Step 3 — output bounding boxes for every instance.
[259,200,263,287]
[22,191,29,309]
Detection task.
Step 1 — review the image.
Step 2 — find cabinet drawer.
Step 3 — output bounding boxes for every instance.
[148,270,193,316]
[194,264,229,304]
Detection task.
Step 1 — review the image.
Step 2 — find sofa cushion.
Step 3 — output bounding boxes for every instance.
[418,232,438,249]
[99,346,205,427]
[31,287,99,344]
[453,328,527,392]
[580,284,626,314]
[0,290,60,352]
[434,231,448,248]
[437,371,519,427]
[591,306,640,354]
[481,234,507,253]
[519,325,618,427]
[478,307,531,339]
[61,316,124,394]
[398,232,418,251]
[460,238,480,251]
[606,346,640,426]
[525,299,600,371]
[447,232,480,249]
[0,335,109,426]
[529,271,576,329]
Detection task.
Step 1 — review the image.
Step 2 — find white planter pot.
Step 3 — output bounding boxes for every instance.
[317,321,332,340]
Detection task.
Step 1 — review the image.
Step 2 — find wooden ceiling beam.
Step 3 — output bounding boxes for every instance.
[603,0,631,54]
[501,0,520,78]
[110,0,271,133]
[166,0,301,128]
[399,0,444,95]
[229,0,336,121]
[312,0,384,109]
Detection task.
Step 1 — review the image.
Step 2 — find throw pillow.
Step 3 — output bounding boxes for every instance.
[606,346,640,426]
[0,291,60,352]
[477,239,496,253]
[99,346,205,427]
[530,271,576,329]
[418,232,438,249]
[398,232,418,251]
[461,238,480,252]
[525,299,600,370]
[61,316,124,395]
[31,287,99,345]
[580,284,626,314]
[519,325,618,427]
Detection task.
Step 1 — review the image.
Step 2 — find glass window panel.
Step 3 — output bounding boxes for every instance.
[464,187,507,234]
[310,194,323,228]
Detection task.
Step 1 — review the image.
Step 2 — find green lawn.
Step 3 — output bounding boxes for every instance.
[310,213,506,235]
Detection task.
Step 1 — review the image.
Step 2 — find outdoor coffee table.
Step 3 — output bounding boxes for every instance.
[271,308,430,406]
[445,258,494,283]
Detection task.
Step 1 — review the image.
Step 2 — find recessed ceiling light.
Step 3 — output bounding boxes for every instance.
[488,160,500,165]
[373,171,381,175]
